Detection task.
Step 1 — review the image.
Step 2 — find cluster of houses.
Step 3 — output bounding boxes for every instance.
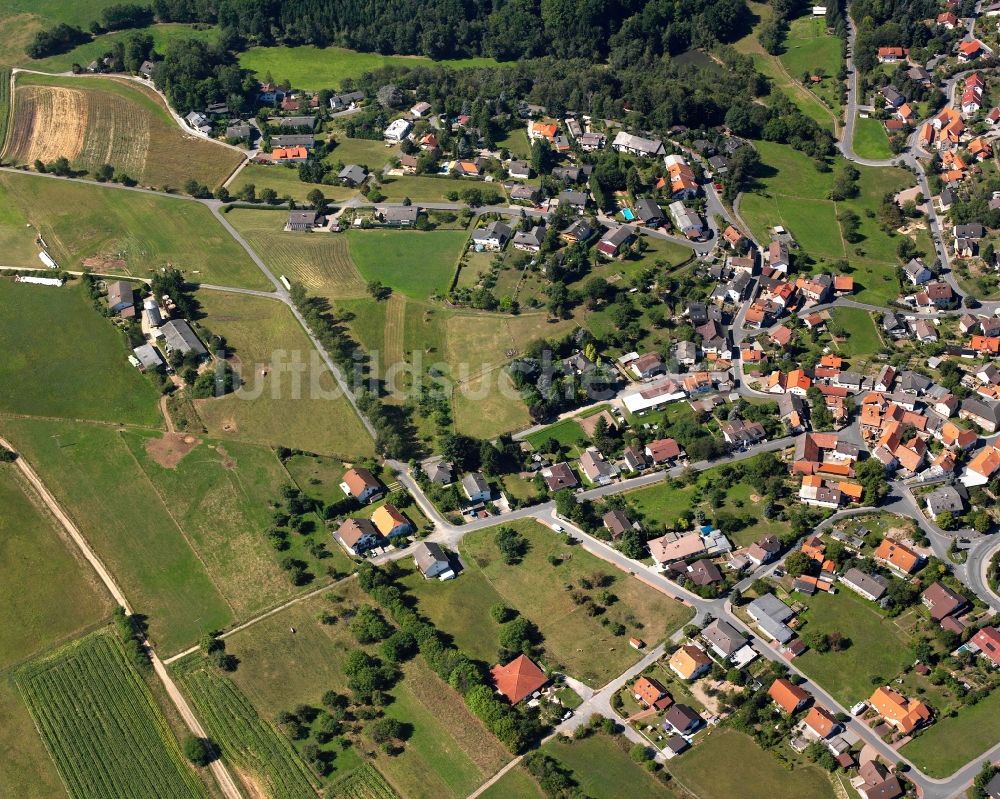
[334,468,416,554]
[107,280,207,373]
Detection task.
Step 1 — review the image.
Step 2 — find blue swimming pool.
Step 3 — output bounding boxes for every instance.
[622,209,635,221]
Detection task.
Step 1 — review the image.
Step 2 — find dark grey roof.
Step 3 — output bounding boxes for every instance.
[841,567,888,599]
[413,541,449,573]
[271,134,315,148]
[634,197,663,222]
[160,320,207,356]
[273,115,316,129]
[701,619,747,655]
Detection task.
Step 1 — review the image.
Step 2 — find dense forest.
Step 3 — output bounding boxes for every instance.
[151,0,751,61]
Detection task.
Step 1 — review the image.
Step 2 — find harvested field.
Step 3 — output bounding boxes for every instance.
[383,293,406,368]
[4,74,240,189]
[227,209,367,300]
[7,85,88,165]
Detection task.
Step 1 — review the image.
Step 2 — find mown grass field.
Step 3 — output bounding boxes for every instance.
[238,45,498,89]
[7,73,242,189]
[0,418,234,654]
[668,728,836,799]
[226,208,368,300]
[829,306,883,359]
[853,115,894,160]
[16,630,207,799]
[779,15,843,113]
[176,663,318,799]
[0,280,162,425]
[377,174,468,203]
[193,289,375,458]
[0,678,67,799]
[901,689,1000,776]
[0,171,271,288]
[795,589,912,706]
[218,581,513,799]
[345,229,466,299]
[403,520,694,686]
[325,135,398,171]
[0,464,112,669]
[231,163,357,204]
[738,140,930,305]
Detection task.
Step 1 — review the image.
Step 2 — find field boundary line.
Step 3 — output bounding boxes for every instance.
[117,429,237,618]
[0,69,14,161]
[0,432,246,799]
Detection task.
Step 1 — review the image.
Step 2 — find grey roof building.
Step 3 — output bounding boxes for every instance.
[159,320,207,357]
[338,164,367,186]
[926,485,965,516]
[132,343,163,370]
[701,619,748,658]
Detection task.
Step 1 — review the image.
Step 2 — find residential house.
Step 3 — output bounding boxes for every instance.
[622,445,648,472]
[769,678,810,714]
[903,258,932,285]
[962,445,1000,486]
[869,686,932,733]
[857,761,904,799]
[560,219,593,244]
[631,352,665,379]
[329,90,365,111]
[972,626,1000,667]
[578,132,605,151]
[413,542,453,579]
[541,462,578,491]
[634,197,665,226]
[383,118,412,142]
[877,47,908,62]
[271,134,315,150]
[471,221,512,252]
[721,418,766,448]
[490,655,549,704]
[840,567,888,601]
[579,448,618,485]
[376,206,420,227]
[132,343,162,371]
[338,164,367,187]
[663,704,702,734]
[669,201,703,239]
[925,485,965,518]
[634,676,672,710]
[921,581,969,622]
[768,240,790,271]
[509,184,539,204]
[336,518,381,554]
[612,131,665,157]
[512,224,545,252]
[880,85,905,108]
[668,646,712,680]
[802,706,839,740]
[746,535,781,566]
[747,594,795,643]
[371,504,412,539]
[645,437,682,464]
[596,225,635,259]
[341,467,382,503]
[558,189,588,215]
[287,210,322,231]
[422,460,453,485]
[603,509,634,540]
[701,619,748,659]
[873,538,922,575]
[107,281,135,315]
[462,472,493,503]
[958,40,983,61]
[960,398,1000,432]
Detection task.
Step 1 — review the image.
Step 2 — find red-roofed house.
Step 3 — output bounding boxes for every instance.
[490,655,549,703]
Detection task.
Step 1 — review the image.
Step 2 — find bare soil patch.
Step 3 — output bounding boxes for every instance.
[7,85,87,165]
[145,432,201,468]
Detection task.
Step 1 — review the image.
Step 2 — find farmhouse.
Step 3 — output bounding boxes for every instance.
[159,320,207,357]
[107,281,135,316]
[132,343,163,371]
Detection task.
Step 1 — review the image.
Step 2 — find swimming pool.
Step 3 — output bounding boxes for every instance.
[622,208,635,221]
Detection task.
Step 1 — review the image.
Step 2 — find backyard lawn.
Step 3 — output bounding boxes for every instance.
[853,116,894,161]
[230,163,357,204]
[403,519,694,686]
[795,589,912,706]
[829,306,883,360]
[668,728,837,799]
[0,281,161,426]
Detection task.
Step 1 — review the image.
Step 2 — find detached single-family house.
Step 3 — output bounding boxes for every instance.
[491,655,549,704]
[668,645,711,680]
[413,541,453,579]
[107,280,135,315]
[471,221,512,251]
[341,467,382,503]
[612,131,665,157]
[513,224,545,252]
[338,164,367,187]
[336,518,381,554]
[371,503,413,539]
[663,704,702,734]
[596,225,635,259]
[462,472,493,503]
[769,678,810,714]
[287,210,322,231]
[384,118,412,142]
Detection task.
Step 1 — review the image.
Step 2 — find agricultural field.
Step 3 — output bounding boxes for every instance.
[668,728,837,799]
[345,229,467,299]
[16,630,206,799]
[402,519,694,686]
[226,208,368,300]
[0,280,162,425]
[238,45,498,90]
[0,678,66,799]
[0,67,9,152]
[192,289,375,458]
[738,140,931,306]
[0,0,132,66]
[0,464,112,670]
[853,115,894,161]
[6,73,243,189]
[231,163,357,204]
[176,663,318,799]
[901,689,1000,776]
[0,417,234,654]
[327,764,400,799]
[795,589,912,707]
[0,170,271,289]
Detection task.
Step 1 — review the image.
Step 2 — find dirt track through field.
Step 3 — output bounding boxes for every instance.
[6,86,87,164]
[383,293,406,367]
